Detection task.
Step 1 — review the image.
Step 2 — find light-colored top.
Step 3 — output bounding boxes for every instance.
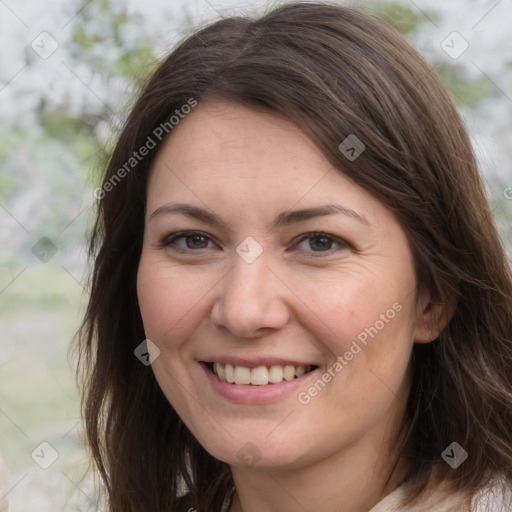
[222,478,512,512]
[369,479,512,512]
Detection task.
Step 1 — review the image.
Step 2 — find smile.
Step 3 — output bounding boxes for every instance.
[206,362,317,386]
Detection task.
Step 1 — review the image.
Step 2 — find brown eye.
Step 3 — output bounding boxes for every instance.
[294,232,348,254]
[185,234,209,249]
[308,235,333,251]
[161,231,214,251]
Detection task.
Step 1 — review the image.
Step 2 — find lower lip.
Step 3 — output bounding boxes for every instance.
[200,363,318,405]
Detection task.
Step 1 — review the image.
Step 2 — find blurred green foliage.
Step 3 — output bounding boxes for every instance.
[70,0,158,85]
[372,1,495,108]
[437,63,495,107]
[1,0,508,258]
[372,2,428,34]
[4,0,502,199]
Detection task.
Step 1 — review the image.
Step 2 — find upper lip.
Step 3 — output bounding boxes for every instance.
[199,356,319,368]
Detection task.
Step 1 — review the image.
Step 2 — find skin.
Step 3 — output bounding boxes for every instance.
[137,99,446,512]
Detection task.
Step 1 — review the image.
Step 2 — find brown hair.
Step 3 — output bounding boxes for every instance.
[77,2,512,511]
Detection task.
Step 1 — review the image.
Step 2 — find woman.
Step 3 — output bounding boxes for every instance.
[78,2,512,511]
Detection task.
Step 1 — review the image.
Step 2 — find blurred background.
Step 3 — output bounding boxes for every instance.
[0,0,511,509]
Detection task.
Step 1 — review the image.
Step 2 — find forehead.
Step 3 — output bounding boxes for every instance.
[146,99,381,224]
[151,100,327,178]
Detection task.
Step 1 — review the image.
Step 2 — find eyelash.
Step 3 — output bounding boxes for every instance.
[160,230,350,256]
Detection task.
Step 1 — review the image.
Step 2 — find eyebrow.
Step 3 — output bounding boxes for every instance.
[149,202,370,229]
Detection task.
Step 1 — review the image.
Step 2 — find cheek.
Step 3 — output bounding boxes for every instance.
[295,265,417,399]
[290,266,411,348]
[136,255,215,427]
[136,254,213,344]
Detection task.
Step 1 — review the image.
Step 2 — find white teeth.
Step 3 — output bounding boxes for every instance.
[214,362,225,380]
[211,362,314,385]
[234,365,251,385]
[268,365,284,383]
[250,366,269,386]
[283,365,295,381]
[225,363,235,383]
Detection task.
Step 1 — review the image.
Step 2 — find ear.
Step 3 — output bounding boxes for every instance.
[414,288,456,344]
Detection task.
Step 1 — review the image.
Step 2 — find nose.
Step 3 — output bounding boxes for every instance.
[210,253,291,339]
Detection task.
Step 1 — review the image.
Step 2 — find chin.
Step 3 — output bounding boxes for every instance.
[200,434,314,471]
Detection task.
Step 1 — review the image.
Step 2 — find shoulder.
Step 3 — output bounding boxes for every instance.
[370,477,512,512]
[471,478,512,512]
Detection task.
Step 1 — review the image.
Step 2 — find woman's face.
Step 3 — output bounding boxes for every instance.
[137,99,430,470]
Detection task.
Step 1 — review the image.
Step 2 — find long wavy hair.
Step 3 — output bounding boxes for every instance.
[77,2,512,511]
